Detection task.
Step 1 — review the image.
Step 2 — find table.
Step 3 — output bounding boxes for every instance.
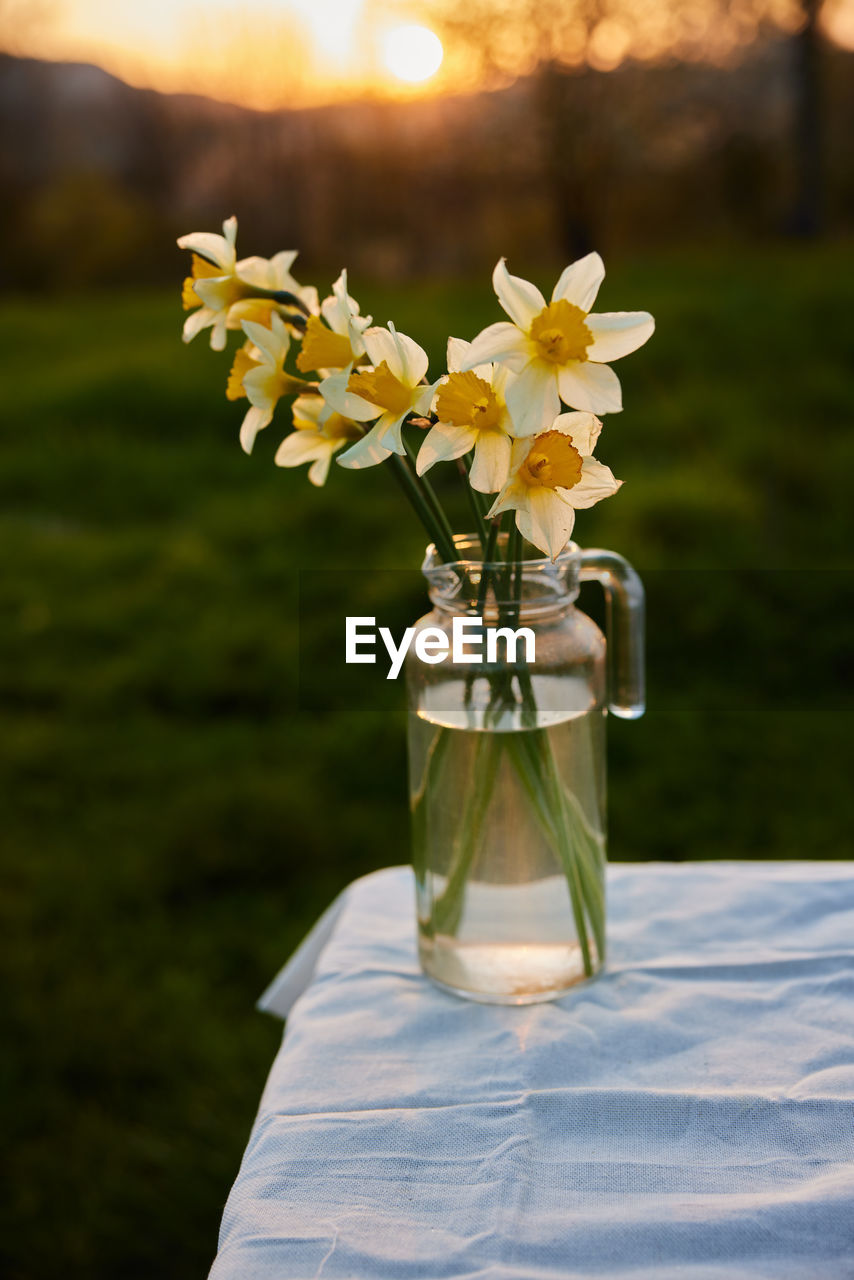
[209,862,854,1279]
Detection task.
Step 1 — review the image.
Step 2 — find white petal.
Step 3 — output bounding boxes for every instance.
[486,477,527,520]
[586,311,655,362]
[505,361,561,436]
[319,369,379,422]
[550,411,602,457]
[192,275,236,312]
[346,318,369,358]
[240,405,273,455]
[236,249,298,293]
[516,487,576,560]
[559,456,622,509]
[234,256,274,289]
[181,307,214,343]
[446,336,472,373]
[445,337,492,382]
[210,313,228,351]
[269,250,299,291]
[298,285,320,316]
[243,366,282,410]
[470,431,512,494]
[269,312,291,345]
[491,364,512,399]
[412,382,438,416]
[291,394,326,428]
[558,361,623,414]
[275,430,330,467]
[362,327,405,380]
[493,259,546,328]
[321,272,356,334]
[509,436,533,471]
[378,412,407,455]
[176,230,234,271]
[391,325,429,385]
[445,335,471,373]
[241,318,288,366]
[551,252,605,311]
[320,294,340,330]
[308,453,334,486]
[222,216,238,250]
[330,267,350,302]
[337,421,394,470]
[463,322,530,373]
[416,423,476,474]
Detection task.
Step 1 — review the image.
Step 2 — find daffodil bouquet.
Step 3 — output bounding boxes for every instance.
[178,217,653,995]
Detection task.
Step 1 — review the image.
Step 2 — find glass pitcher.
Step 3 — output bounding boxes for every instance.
[406,534,644,1004]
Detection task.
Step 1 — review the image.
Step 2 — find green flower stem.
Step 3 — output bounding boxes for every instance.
[461,454,493,536]
[403,506,603,976]
[430,733,503,937]
[463,516,504,712]
[388,454,456,564]
[547,759,606,963]
[425,723,604,976]
[482,515,502,567]
[471,514,502,621]
[474,483,492,523]
[402,437,457,554]
[250,286,312,316]
[508,522,524,624]
[553,784,605,968]
[498,531,600,962]
[456,457,490,556]
[410,723,452,886]
[529,720,606,960]
[505,733,596,976]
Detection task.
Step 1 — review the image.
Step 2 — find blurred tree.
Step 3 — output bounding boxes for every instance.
[789,0,824,234]
[427,0,831,251]
[20,172,155,287]
[427,0,622,257]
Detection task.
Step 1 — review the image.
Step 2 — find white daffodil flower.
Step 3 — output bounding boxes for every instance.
[322,324,436,470]
[231,250,320,324]
[487,412,622,560]
[237,314,306,455]
[179,217,317,350]
[296,270,372,375]
[226,340,261,403]
[416,337,515,494]
[274,394,363,487]
[463,256,654,434]
[179,216,240,350]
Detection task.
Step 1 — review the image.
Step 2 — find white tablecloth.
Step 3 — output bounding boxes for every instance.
[210,862,854,1279]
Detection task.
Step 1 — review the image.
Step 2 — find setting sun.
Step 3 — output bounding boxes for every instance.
[380,24,444,84]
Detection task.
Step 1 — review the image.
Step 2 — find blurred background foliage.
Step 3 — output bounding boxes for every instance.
[1,1,853,1276]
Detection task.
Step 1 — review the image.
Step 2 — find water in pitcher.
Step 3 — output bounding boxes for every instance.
[408,676,607,1003]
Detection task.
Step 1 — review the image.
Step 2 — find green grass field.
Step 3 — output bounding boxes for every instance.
[2,243,853,1277]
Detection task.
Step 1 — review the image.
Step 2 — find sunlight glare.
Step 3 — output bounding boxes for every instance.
[293,0,364,67]
[381,24,444,83]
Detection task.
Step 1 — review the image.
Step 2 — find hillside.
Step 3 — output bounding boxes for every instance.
[1,43,852,285]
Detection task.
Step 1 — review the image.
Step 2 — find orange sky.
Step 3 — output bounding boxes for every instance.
[4,0,854,109]
[3,0,462,107]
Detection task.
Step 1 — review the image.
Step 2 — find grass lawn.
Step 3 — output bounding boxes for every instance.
[1,242,853,1277]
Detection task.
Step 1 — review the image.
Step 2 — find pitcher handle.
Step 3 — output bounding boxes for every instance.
[578,549,645,720]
